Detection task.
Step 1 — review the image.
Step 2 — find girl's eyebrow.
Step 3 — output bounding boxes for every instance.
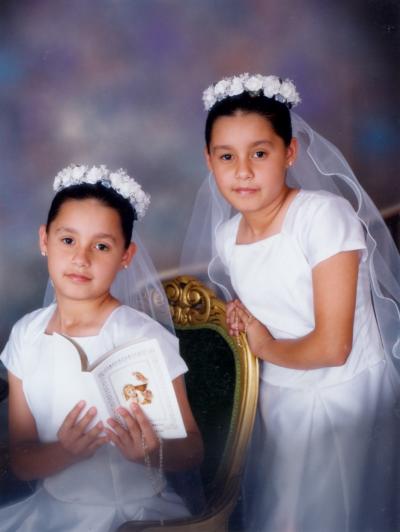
[212,139,273,152]
[55,226,78,234]
[55,226,117,243]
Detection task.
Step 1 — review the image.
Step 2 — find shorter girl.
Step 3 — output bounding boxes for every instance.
[182,74,400,531]
[1,165,203,532]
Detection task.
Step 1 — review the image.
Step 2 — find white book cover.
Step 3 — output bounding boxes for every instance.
[51,333,187,439]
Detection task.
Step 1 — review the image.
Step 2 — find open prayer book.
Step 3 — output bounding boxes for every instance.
[52,334,187,439]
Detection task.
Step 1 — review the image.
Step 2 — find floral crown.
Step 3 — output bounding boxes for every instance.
[202,73,301,111]
[53,165,150,219]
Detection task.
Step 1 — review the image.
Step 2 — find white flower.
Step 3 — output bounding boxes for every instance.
[214,79,230,97]
[72,165,87,181]
[117,181,132,197]
[263,75,281,98]
[280,80,295,99]
[228,76,244,96]
[202,86,216,110]
[86,165,104,184]
[244,75,264,93]
[202,73,300,112]
[52,165,150,219]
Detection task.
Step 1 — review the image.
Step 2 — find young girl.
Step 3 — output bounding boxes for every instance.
[0,165,203,531]
[182,74,400,531]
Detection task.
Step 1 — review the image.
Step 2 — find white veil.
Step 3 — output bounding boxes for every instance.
[180,111,400,368]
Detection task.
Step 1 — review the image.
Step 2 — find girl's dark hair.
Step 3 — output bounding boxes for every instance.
[46,183,136,248]
[205,93,293,150]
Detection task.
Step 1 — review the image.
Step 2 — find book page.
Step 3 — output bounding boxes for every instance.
[50,333,110,432]
[92,338,187,439]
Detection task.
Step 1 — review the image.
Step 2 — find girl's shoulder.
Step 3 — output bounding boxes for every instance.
[9,304,56,343]
[104,305,185,379]
[292,189,354,212]
[286,189,366,267]
[104,305,177,343]
[214,214,241,266]
[285,189,359,233]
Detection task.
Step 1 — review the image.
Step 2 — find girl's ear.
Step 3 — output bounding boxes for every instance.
[121,242,137,269]
[204,146,212,172]
[286,137,298,167]
[38,225,48,256]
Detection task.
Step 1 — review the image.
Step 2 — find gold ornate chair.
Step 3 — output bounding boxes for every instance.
[118,275,259,532]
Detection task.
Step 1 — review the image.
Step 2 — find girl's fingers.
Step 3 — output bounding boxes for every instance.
[83,420,106,443]
[87,434,109,453]
[226,300,240,320]
[75,406,98,434]
[61,400,86,431]
[235,303,255,327]
[131,404,158,448]
[117,407,141,435]
[107,415,134,446]
[104,428,120,447]
[235,305,251,322]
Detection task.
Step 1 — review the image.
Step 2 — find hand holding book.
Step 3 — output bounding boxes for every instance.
[51,334,187,440]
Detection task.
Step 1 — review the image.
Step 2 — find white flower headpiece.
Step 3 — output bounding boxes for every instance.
[202,73,301,111]
[53,165,150,219]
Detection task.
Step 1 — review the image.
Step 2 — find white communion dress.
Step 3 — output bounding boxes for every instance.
[216,190,400,532]
[0,305,191,532]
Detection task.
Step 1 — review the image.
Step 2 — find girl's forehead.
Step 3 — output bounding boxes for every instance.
[51,198,122,232]
[56,198,116,217]
[210,112,277,144]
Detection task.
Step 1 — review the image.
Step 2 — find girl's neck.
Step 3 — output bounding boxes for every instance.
[48,293,120,337]
[239,187,297,242]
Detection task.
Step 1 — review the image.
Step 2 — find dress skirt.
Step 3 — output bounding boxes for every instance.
[0,483,189,532]
[243,359,400,532]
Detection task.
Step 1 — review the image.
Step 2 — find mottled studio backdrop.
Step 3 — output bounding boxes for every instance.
[0,0,399,353]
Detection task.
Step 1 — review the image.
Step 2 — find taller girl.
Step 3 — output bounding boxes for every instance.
[183,74,400,531]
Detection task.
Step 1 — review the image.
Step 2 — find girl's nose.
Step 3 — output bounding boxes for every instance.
[72,247,90,268]
[235,158,254,180]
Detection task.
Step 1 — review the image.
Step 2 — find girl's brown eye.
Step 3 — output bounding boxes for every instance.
[96,243,109,252]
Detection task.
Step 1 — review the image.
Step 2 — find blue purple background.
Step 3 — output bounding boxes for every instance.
[0,0,399,350]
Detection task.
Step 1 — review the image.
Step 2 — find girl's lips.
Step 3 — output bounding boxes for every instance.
[234,187,259,195]
[65,273,92,283]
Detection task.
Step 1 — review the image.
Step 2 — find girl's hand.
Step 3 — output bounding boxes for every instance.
[57,401,109,461]
[226,299,274,356]
[226,299,246,336]
[106,403,160,463]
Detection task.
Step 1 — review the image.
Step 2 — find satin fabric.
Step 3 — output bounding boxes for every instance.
[0,305,190,531]
[217,190,400,531]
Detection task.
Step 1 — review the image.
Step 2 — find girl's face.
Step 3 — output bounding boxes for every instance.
[205,112,297,214]
[39,198,135,304]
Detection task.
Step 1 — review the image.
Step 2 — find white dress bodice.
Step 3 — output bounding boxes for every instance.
[216,189,384,388]
[1,305,187,504]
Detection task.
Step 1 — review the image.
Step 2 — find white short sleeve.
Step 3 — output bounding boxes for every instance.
[107,306,188,381]
[147,322,188,381]
[298,194,367,268]
[215,215,240,270]
[1,317,28,379]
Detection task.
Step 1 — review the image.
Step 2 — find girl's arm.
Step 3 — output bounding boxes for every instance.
[107,375,204,471]
[8,372,108,481]
[229,250,359,369]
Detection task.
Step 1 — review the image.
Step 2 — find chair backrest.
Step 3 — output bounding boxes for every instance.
[163,276,259,510]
